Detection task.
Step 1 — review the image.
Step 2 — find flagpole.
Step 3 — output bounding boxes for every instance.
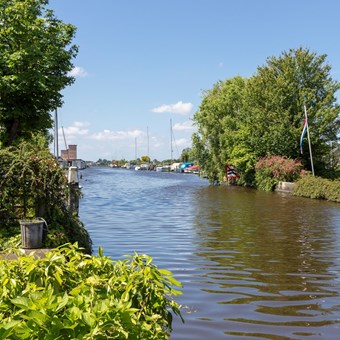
[304,104,315,176]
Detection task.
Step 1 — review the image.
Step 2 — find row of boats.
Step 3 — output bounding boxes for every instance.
[121,162,200,174]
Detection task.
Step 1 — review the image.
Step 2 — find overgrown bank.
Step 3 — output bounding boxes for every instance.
[293,175,340,202]
[0,138,92,253]
[253,156,340,203]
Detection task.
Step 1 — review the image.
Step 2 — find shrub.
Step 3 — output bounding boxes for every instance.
[293,175,340,202]
[0,243,183,339]
[0,138,92,253]
[255,156,302,191]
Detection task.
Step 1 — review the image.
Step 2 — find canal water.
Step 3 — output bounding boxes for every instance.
[79,167,340,339]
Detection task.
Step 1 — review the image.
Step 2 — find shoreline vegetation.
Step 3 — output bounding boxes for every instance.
[293,175,340,202]
[189,48,339,192]
[0,243,183,339]
[0,140,184,338]
[0,0,338,338]
[0,137,92,254]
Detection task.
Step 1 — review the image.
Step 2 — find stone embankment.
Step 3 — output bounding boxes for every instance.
[276,181,296,193]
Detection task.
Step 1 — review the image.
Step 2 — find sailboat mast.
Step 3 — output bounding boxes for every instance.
[61,126,69,160]
[147,126,149,160]
[170,119,173,162]
[135,137,137,160]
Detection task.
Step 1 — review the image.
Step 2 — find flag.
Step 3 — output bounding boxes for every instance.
[226,164,240,178]
[300,118,308,154]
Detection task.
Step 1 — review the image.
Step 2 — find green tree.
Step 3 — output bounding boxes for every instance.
[180,147,191,162]
[192,48,340,184]
[192,76,248,183]
[245,47,340,171]
[140,155,150,163]
[0,0,78,146]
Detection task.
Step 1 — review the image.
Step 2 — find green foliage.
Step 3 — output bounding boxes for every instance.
[0,0,78,146]
[246,48,340,167]
[180,148,191,163]
[0,138,92,253]
[255,156,303,191]
[0,137,67,219]
[192,76,247,184]
[191,48,340,184]
[0,243,183,339]
[293,175,340,202]
[140,155,150,163]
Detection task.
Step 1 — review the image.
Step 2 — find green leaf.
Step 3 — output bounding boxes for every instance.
[167,276,182,287]
[82,312,96,328]
[68,306,82,320]
[54,271,63,285]
[158,269,172,276]
[2,319,21,330]
[56,293,69,312]
[11,296,31,310]
[27,310,49,326]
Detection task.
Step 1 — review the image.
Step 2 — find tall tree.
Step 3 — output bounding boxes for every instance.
[0,0,78,146]
[245,47,340,171]
[192,76,248,183]
[192,48,340,183]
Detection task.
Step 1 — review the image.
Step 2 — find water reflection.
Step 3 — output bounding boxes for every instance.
[187,185,340,339]
[79,168,340,339]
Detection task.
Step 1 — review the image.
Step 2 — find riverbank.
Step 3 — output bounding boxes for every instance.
[293,175,340,202]
[225,176,340,203]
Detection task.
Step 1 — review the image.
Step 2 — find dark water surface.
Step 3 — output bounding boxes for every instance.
[79,167,340,339]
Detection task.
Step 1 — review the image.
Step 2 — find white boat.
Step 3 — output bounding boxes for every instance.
[170,162,181,172]
[123,162,135,170]
[156,166,170,172]
[135,163,149,171]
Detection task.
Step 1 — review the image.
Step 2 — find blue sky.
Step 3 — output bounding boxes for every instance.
[48,0,340,162]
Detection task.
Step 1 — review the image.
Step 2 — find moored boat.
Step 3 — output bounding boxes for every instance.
[156,166,171,172]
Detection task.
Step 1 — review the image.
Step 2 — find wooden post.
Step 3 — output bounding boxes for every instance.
[68,166,79,215]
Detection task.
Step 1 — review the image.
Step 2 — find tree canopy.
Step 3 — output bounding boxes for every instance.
[192,48,340,184]
[0,0,78,146]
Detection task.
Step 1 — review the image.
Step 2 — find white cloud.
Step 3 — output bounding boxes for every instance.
[53,121,194,161]
[74,121,90,128]
[174,138,190,147]
[59,121,89,137]
[68,66,88,77]
[173,120,195,131]
[151,101,193,115]
[90,129,144,141]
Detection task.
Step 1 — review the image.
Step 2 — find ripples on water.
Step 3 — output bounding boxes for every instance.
[79,167,340,339]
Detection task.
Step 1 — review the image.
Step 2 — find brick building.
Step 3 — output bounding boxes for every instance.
[61,145,77,161]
